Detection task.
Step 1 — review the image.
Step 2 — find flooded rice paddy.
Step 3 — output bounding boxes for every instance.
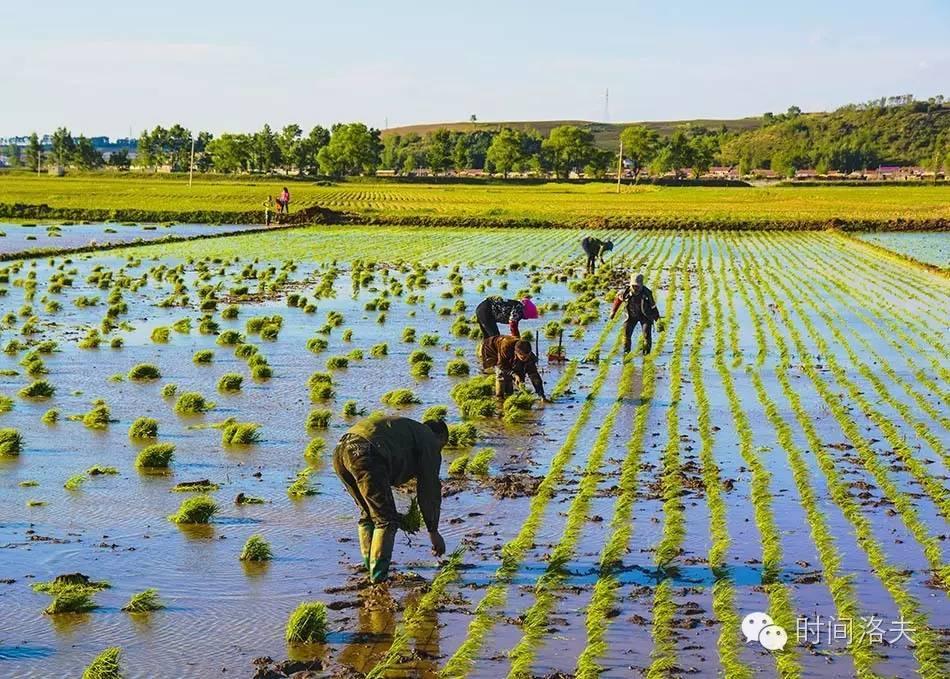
[0,228,947,678]
[854,231,950,269]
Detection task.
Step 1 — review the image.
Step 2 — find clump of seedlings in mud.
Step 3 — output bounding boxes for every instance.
[217,373,243,392]
[168,495,218,524]
[285,601,328,643]
[129,417,159,439]
[306,409,332,430]
[34,573,110,615]
[192,349,214,364]
[42,408,59,424]
[18,379,55,399]
[287,468,317,497]
[422,405,448,422]
[381,388,420,406]
[502,390,537,423]
[135,443,175,469]
[240,534,273,562]
[175,391,214,414]
[446,359,470,377]
[370,342,388,358]
[161,383,177,398]
[325,355,349,370]
[304,438,326,459]
[77,399,113,429]
[128,363,161,380]
[122,588,164,613]
[342,400,365,417]
[450,376,497,419]
[82,646,122,679]
[222,422,261,445]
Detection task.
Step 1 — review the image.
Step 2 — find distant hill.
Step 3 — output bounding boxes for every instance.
[383,117,763,150]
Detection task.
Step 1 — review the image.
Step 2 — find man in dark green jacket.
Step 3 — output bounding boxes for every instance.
[332,415,449,583]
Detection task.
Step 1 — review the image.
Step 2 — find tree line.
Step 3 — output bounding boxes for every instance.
[5,95,948,179]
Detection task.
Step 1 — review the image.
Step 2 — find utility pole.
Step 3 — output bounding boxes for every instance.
[189,136,196,187]
[37,149,42,176]
[616,140,623,193]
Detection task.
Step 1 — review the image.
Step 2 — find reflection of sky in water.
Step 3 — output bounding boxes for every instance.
[855,231,949,269]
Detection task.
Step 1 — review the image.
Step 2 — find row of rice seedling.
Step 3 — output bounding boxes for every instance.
[752,240,950,580]
[731,235,948,678]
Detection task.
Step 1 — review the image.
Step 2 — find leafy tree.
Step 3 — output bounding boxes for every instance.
[619,124,659,180]
[542,125,596,179]
[300,125,330,175]
[108,149,131,170]
[318,123,379,177]
[485,128,526,178]
[253,124,281,173]
[25,133,41,171]
[207,134,252,173]
[278,124,303,174]
[652,129,694,178]
[50,127,76,168]
[426,128,453,174]
[688,133,717,178]
[4,144,21,167]
[74,135,103,169]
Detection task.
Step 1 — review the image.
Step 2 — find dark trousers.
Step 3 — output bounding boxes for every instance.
[332,434,397,530]
[624,316,653,354]
[586,254,599,274]
[475,300,500,337]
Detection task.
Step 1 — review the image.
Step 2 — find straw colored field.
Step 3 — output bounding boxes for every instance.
[2,174,949,226]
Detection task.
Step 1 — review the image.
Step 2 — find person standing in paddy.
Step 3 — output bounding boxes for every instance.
[581,236,614,275]
[610,273,662,355]
[475,295,538,338]
[277,186,291,214]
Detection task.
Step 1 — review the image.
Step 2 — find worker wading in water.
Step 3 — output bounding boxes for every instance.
[475,296,538,338]
[332,415,449,583]
[477,335,548,400]
[581,236,614,275]
[610,273,663,354]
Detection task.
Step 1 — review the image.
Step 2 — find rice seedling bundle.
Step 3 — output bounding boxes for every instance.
[122,588,164,612]
[285,601,328,643]
[239,534,273,561]
[174,392,214,414]
[135,442,175,468]
[167,495,218,524]
[380,388,420,406]
[127,363,161,380]
[221,422,261,445]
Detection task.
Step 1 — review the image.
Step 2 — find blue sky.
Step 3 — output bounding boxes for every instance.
[5,1,949,137]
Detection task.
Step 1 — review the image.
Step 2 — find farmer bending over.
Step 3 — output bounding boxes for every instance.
[477,335,548,400]
[581,236,614,275]
[610,273,662,354]
[475,296,538,338]
[333,415,448,583]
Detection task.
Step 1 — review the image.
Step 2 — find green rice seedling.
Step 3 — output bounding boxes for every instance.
[221,304,239,319]
[234,343,258,359]
[82,647,122,679]
[127,363,161,380]
[217,373,243,392]
[448,455,469,476]
[370,342,388,357]
[64,474,86,490]
[408,349,432,365]
[401,327,416,343]
[422,405,448,422]
[0,395,13,413]
[198,317,219,334]
[221,422,261,445]
[82,400,112,429]
[251,364,272,379]
[304,438,326,459]
[420,333,440,346]
[235,493,265,504]
[342,328,353,342]
[174,392,214,415]
[128,416,158,440]
[306,336,328,353]
[450,375,497,419]
[325,355,349,370]
[19,479,39,487]
[239,534,273,561]
[305,408,332,430]
[244,316,267,333]
[466,448,495,476]
[310,382,335,401]
[306,371,333,388]
[150,326,170,343]
[216,330,243,345]
[399,497,422,533]
[410,360,432,378]
[19,380,55,399]
[110,336,124,349]
[171,480,219,492]
[135,443,175,468]
[447,422,478,448]
[121,588,163,613]
[285,601,328,643]
[502,391,537,423]
[192,349,214,364]
[26,499,46,507]
[44,586,97,615]
[78,329,101,349]
[160,383,177,398]
[171,318,191,334]
[287,468,317,497]
[342,400,365,417]
[381,388,420,406]
[86,465,118,476]
[108,373,124,383]
[168,495,218,524]
[446,359,470,377]
[347,348,364,361]
[260,323,280,341]
[41,408,59,424]
[3,338,22,353]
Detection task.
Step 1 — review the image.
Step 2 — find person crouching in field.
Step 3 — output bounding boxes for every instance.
[277,186,291,214]
[477,335,548,400]
[581,236,614,274]
[610,273,662,354]
[333,415,448,583]
[475,296,538,338]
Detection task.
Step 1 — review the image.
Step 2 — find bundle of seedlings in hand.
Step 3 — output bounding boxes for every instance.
[135,443,175,469]
[284,601,328,643]
[381,388,420,406]
[399,497,422,533]
[81,646,122,679]
[121,588,164,613]
[127,363,161,380]
[18,379,55,399]
[127,415,158,439]
[239,534,273,561]
[167,495,218,524]
[174,392,214,415]
[221,422,261,445]
[217,373,243,392]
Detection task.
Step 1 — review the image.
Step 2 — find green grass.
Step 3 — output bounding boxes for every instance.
[285,601,328,643]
